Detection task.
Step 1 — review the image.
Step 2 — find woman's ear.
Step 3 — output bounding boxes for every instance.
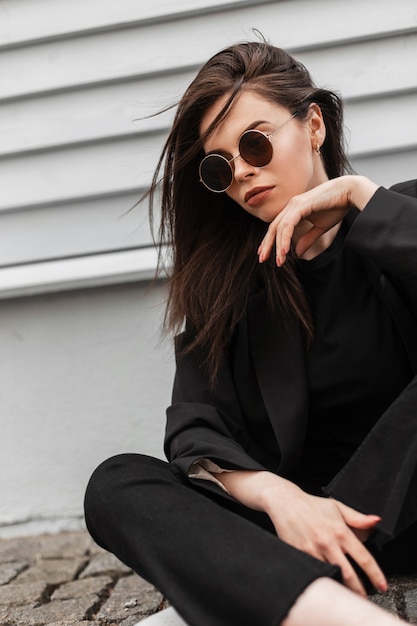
[308,103,326,150]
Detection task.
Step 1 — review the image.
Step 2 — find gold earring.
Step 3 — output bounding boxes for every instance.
[315,142,321,154]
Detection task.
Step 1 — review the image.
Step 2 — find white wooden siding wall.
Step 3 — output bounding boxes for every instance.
[0,0,416,296]
[0,0,416,534]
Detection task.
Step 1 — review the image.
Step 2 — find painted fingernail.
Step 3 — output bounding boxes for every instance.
[378,581,388,593]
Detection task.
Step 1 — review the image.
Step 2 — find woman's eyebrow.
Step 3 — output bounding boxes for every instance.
[242,119,269,133]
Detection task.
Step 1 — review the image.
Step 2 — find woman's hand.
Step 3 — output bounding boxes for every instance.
[264,487,385,597]
[257,175,379,266]
[217,470,386,597]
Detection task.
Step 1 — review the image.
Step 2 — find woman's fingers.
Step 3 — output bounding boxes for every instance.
[327,500,387,592]
[332,501,381,542]
[294,224,325,259]
[258,218,281,263]
[344,535,387,593]
[322,532,387,595]
[327,549,367,597]
[257,195,307,264]
[265,487,387,597]
[332,500,381,531]
[258,214,296,265]
[276,219,297,266]
[258,208,331,266]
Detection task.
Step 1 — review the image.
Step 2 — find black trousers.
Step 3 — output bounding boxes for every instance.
[84,379,417,626]
[84,454,340,626]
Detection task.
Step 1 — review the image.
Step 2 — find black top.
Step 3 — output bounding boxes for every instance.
[294,219,414,492]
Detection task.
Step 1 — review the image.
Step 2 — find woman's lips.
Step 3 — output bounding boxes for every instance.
[244,186,274,207]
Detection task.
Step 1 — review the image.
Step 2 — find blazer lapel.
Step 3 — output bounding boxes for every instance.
[247,291,309,473]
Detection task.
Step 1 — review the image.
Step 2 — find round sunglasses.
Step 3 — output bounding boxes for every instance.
[199,112,297,193]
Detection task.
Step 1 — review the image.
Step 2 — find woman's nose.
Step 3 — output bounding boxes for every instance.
[233,156,256,183]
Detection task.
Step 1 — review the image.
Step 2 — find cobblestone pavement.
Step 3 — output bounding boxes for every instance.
[0,529,416,625]
[0,530,166,625]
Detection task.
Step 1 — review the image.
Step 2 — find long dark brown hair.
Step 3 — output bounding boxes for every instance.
[149,41,351,384]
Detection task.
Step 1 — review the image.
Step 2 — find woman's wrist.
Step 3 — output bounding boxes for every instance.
[257,472,304,516]
[217,469,301,513]
[347,175,379,211]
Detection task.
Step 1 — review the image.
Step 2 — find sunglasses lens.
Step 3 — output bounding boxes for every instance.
[239,131,273,167]
[200,155,233,192]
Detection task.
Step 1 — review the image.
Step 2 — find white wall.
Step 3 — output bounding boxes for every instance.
[0,282,174,537]
[0,0,416,535]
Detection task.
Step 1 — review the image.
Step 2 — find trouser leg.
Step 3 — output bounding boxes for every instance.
[84,454,339,626]
[323,376,417,551]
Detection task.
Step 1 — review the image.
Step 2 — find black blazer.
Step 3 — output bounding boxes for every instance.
[164,181,417,495]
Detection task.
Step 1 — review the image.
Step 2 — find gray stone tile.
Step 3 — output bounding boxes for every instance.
[0,581,48,607]
[115,575,156,595]
[369,591,398,615]
[0,536,42,564]
[0,561,28,585]
[46,622,95,626]
[79,552,131,579]
[95,575,162,622]
[36,532,93,560]
[0,532,97,566]
[7,594,99,625]
[388,575,417,593]
[51,575,112,600]
[405,588,417,624]
[14,558,87,585]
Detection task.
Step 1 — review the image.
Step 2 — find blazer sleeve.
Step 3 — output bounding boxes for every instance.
[164,323,268,480]
[345,179,417,314]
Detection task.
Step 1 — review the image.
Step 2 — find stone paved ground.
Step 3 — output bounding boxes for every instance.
[0,531,166,625]
[0,529,416,625]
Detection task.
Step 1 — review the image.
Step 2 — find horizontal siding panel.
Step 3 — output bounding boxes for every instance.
[0,248,160,299]
[351,149,417,189]
[298,31,417,101]
[2,0,417,101]
[0,0,273,47]
[345,91,417,156]
[0,22,199,101]
[0,74,183,157]
[0,194,151,267]
[0,135,163,212]
[1,0,416,51]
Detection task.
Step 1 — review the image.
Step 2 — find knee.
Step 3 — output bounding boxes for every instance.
[85,453,125,499]
[84,453,152,540]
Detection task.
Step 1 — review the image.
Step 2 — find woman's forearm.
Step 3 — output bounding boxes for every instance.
[217,469,300,513]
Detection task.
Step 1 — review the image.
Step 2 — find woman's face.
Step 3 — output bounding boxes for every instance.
[199,91,328,223]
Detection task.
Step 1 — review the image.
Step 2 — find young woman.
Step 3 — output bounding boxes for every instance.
[84,41,417,626]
